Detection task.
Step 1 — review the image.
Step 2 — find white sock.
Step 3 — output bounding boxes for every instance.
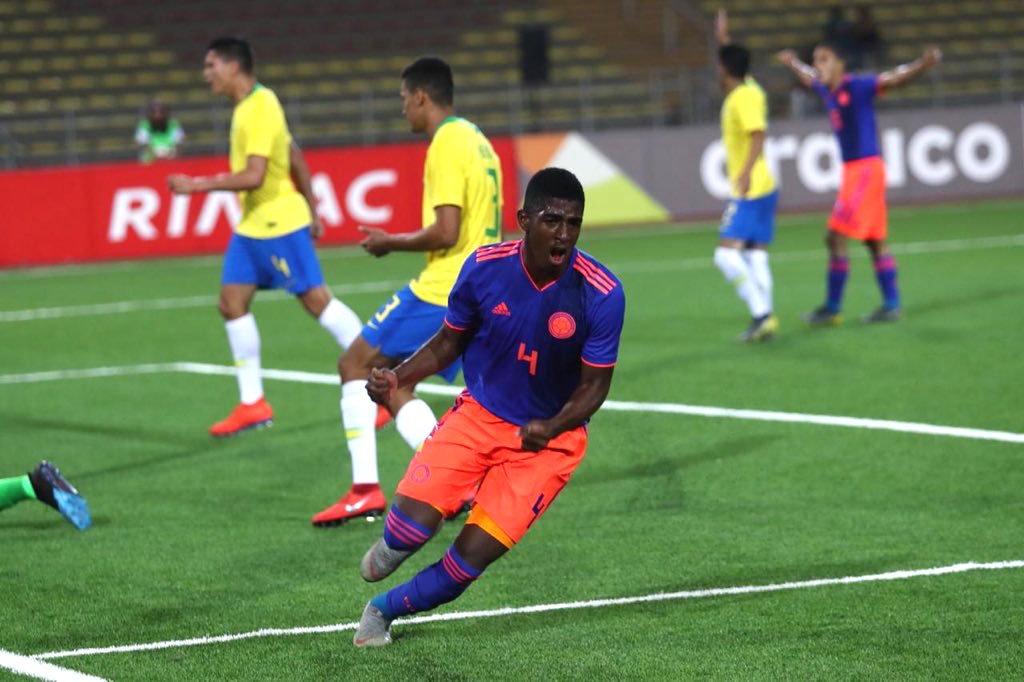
[318,297,363,350]
[395,398,437,452]
[341,380,379,485]
[225,313,263,404]
[744,249,773,314]
[714,247,770,318]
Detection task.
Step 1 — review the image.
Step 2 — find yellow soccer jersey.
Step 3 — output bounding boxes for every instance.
[721,77,776,200]
[230,84,311,238]
[408,117,503,306]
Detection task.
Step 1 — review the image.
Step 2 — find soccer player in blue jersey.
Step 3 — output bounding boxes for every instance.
[778,42,941,324]
[714,9,779,342]
[350,168,625,646]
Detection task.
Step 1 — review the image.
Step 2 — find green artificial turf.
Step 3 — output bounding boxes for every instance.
[1,199,1022,679]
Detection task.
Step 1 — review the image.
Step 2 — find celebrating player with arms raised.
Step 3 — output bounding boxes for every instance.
[778,42,942,324]
[351,168,625,646]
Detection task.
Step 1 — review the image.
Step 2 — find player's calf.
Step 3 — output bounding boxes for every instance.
[355,545,483,646]
[360,504,436,581]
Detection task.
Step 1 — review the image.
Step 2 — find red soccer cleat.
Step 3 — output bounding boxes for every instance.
[209,398,273,437]
[312,485,388,527]
[375,404,393,430]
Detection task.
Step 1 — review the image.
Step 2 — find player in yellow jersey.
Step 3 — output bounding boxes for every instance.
[713,10,779,342]
[168,37,363,437]
[313,57,504,526]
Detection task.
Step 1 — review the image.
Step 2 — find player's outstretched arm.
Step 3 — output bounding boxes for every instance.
[776,49,817,88]
[366,324,468,405]
[519,364,615,451]
[715,8,731,45]
[289,142,324,239]
[878,46,942,90]
[359,205,461,257]
[167,155,267,194]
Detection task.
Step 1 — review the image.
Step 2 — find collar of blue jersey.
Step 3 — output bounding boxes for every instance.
[518,241,579,292]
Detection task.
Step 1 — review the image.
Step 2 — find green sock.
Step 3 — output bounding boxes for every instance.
[0,474,36,511]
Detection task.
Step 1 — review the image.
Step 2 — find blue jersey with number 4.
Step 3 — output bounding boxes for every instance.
[444,240,625,426]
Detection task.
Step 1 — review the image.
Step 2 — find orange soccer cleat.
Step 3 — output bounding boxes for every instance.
[375,404,393,430]
[209,398,274,437]
[312,485,388,527]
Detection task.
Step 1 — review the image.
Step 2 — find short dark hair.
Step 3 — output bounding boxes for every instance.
[816,41,848,63]
[717,44,750,79]
[401,56,454,106]
[207,36,254,74]
[523,168,585,213]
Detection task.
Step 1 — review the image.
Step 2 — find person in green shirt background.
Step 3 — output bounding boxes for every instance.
[135,99,185,163]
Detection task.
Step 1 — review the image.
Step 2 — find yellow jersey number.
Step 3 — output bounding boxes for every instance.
[485,168,501,240]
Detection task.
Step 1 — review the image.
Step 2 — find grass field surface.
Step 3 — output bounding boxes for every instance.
[1,199,1022,680]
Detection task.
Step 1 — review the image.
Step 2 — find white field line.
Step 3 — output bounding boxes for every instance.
[4,233,1023,324]
[611,233,1024,276]
[4,199,1021,281]
[0,649,106,682]
[33,560,1024,660]
[0,279,405,323]
[0,244,369,281]
[2,362,1023,445]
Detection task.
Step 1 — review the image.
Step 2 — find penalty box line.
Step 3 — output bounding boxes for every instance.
[0,649,107,682]
[1,361,1022,445]
[33,560,1024,660]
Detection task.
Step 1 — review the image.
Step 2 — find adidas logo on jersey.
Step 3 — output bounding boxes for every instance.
[491,302,511,316]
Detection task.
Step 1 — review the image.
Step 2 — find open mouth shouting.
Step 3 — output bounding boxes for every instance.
[549,244,569,266]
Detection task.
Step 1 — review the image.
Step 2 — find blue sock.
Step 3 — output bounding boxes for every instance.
[383,504,433,551]
[375,545,482,619]
[826,257,849,312]
[873,254,900,309]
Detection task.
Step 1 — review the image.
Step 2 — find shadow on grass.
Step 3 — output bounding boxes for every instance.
[578,434,782,486]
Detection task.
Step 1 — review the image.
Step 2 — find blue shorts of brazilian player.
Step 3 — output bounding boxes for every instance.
[362,285,461,383]
[719,190,778,245]
[221,229,323,295]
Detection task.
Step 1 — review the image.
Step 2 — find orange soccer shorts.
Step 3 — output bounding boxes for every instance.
[828,156,888,241]
[395,392,587,547]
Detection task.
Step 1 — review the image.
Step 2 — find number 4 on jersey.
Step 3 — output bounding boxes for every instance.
[517,343,537,376]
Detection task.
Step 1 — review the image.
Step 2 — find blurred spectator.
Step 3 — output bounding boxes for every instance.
[822,6,853,61]
[135,100,184,163]
[852,5,884,69]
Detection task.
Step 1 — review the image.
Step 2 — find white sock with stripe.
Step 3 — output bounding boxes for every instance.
[225,313,263,404]
[341,380,379,485]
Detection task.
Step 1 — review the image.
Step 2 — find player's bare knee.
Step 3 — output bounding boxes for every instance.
[339,339,376,381]
[299,286,330,318]
[217,295,244,320]
[338,350,365,382]
[393,494,443,534]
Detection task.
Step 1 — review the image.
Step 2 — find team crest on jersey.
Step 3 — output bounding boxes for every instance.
[548,312,576,339]
[411,463,431,484]
[837,91,850,106]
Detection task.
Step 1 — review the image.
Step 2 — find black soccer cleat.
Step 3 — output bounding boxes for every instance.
[861,306,901,323]
[29,461,91,531]
[737,314,779,343]
[802,306,842,327]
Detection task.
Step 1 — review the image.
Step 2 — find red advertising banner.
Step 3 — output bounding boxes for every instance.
[0,138,519,267]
